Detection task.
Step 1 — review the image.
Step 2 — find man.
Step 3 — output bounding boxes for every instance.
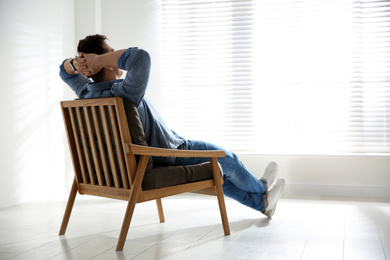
[60,34,285,217]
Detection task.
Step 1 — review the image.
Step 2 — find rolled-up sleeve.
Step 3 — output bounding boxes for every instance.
[111,48,151,106]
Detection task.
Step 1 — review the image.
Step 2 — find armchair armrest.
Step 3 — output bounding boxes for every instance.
[125,144,225,158]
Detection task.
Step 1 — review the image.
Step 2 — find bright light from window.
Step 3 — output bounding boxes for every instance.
[162,0,390,155]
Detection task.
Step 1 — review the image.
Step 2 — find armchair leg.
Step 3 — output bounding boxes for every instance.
[210,158,230,236]
[59,178,78,235]
[116,155,149,251]
[215,185,230,236]
[156,199,165,223]
[116,192,138,251]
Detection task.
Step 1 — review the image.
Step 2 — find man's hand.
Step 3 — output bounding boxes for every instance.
[75,52,102,78]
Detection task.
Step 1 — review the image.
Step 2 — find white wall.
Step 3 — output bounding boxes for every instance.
[239,154,390,199]
[0,0,76,208]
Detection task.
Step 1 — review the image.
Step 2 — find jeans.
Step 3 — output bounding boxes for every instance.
[175,140,267,212]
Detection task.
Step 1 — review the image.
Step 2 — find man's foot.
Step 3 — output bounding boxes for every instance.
[260,161,278,189]
[263,178,285,218]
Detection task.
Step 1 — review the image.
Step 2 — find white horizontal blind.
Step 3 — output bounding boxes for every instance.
[161,0,390,154]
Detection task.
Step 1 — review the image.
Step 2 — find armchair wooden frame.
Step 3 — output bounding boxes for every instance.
[58,97,230,251]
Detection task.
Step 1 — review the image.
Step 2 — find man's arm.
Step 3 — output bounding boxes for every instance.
[113,48,151,106]
[77,48,151,106]
[59,58,92,97]
[76,49,127,78]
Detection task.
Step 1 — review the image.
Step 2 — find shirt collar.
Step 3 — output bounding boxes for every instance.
[87,79,122,92]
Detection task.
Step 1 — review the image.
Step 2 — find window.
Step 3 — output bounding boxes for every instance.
[161,0,390,154]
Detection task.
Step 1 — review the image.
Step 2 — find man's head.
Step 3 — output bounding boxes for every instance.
[77,34,109,56]
[77,34,120,82]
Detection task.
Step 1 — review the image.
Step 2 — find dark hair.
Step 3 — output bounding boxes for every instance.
[77,34,109,55]
[77,34,109,82]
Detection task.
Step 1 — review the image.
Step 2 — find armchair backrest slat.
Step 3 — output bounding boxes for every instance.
[61,98,135,190]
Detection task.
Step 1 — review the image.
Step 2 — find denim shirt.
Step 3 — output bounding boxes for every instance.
[59,47,185,166]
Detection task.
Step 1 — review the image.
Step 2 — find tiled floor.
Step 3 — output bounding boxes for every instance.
[0,194,389,259]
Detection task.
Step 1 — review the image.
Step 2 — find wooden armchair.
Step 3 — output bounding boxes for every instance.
[58,97,230,251]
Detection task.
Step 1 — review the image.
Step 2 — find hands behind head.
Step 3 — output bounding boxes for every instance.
[75,52,102,79]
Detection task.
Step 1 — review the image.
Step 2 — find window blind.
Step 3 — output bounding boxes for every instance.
[161,0,390,154]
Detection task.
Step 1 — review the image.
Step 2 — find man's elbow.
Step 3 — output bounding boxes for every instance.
[137,49,151,66]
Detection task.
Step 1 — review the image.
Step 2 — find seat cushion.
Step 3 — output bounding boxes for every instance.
[142,162,215,190]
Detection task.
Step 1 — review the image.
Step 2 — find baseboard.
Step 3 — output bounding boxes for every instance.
[284,183,390,200]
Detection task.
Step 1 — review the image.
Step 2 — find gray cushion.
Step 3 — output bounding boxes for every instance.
[122,98,153,172]
[142,162,214,190]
